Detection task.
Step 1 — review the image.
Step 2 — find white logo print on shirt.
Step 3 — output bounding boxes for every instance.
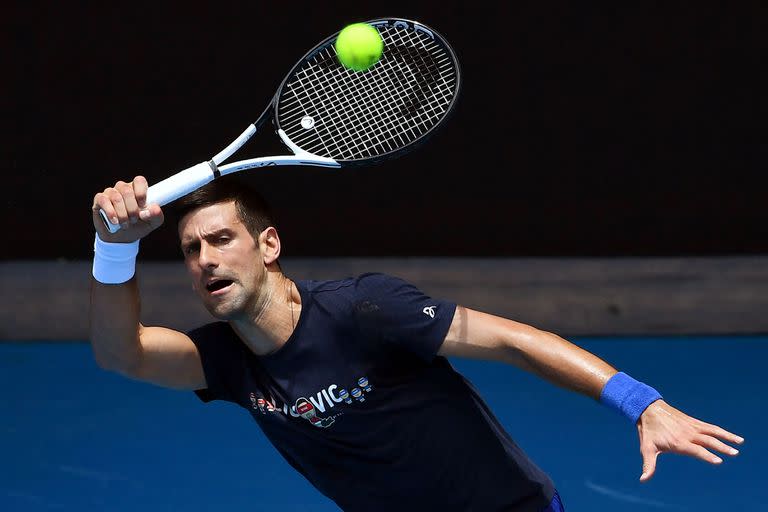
[250,377,374,429]
[423,305,436,318]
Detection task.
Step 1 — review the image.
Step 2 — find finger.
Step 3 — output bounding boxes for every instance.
[699,423,745,446]
[133,175,148,209]
[639,447,659,482]
[143,203,165,228]
[92,192,119,226]
[116,181,140,225]
[107,188,130,228]
[678,442,723,465]
[694,434,740,457]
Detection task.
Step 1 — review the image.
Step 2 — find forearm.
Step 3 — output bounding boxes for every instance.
[506,327,618,400]
[88,176,167,372]
[89,277,143,371]
[441,308,619,399]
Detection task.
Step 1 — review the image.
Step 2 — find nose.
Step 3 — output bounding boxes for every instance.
[197,241,218,270]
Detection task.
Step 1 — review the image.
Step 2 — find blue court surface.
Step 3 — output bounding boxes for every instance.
[2,337,765,511]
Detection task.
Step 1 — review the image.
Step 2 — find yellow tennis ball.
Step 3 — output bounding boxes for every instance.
[335,23,384,72]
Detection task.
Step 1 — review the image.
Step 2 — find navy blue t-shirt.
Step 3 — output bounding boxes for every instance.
[188,273,555,511]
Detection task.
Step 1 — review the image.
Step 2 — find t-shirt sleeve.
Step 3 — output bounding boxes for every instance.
[187,321,244,403]
[353,273,457,362]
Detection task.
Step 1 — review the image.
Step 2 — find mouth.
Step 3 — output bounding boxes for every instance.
[205,279,235,296]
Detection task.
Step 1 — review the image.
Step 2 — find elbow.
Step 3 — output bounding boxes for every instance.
[90,343,143,377]
[91,349,119,372]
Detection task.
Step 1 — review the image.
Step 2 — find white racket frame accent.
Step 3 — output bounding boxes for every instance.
[99,125,339,233]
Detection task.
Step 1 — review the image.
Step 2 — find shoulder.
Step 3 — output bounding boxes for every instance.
[303,273,412,301]
[353,272,425,299]
[187,321,231,339]
[186,321,240,353]
[297,274,414,320]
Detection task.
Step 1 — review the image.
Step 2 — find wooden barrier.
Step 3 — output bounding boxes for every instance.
[2,257,768,340]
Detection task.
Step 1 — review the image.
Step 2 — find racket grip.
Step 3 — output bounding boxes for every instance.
[98,161,216,233]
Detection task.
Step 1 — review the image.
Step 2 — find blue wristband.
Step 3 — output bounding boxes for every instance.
[600,372,662,423]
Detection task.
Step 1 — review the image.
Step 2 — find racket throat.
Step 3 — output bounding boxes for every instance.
[215,129,340,175]
[278,128,310,156]
[277,129,341,168]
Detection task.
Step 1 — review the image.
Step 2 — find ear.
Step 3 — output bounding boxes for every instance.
[258,227,281,265]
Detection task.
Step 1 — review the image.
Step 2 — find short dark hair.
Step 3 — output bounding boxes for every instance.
[173,175,277,238]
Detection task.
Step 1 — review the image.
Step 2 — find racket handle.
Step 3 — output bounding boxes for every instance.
[98,161,216,233]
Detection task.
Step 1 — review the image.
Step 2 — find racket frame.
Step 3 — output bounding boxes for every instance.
[99,17,460,233]
[273,17,462,167]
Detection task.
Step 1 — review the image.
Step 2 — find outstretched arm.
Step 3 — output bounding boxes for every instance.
[437,306,744,481]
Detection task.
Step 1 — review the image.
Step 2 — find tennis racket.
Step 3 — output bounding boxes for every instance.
[100,17,461,233]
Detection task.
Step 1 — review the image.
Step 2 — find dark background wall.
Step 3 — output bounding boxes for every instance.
[6,2,766,260]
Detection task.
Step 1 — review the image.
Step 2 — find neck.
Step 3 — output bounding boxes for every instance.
[231,273,301,356]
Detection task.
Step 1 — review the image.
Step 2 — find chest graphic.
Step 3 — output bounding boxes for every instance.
[249,376,374,429]
[296,397,338,428]
[250,392,279,414]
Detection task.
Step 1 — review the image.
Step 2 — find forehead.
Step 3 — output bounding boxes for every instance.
[178,201,243,240]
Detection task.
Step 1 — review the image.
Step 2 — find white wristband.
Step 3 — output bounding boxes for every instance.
[92,234,140,284]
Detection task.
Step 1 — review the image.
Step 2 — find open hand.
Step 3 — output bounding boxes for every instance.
[637,400,744,481]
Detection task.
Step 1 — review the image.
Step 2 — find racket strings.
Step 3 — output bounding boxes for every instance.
[287,49,412,157]
[301,54,397,157]
[306,47,444,159]
[344,28,451,152]
[315,51,419,156]
[376,27,454,143]
[290,39,440,156]
[285,62,404,159]
[277,23,458,161]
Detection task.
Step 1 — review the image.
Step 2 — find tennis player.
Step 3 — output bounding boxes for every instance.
[90,175,744,511]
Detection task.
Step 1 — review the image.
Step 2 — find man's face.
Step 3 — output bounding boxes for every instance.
[178,201,265,320]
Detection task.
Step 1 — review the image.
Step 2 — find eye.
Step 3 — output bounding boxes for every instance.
[216,236,231,245]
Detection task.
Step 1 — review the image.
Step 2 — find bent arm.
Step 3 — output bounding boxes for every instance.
[89,278,207,391]
[437,306,617,399]
[88,176,206,391]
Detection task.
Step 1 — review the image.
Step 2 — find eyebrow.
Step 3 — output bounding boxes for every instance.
[180,228,234,250]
